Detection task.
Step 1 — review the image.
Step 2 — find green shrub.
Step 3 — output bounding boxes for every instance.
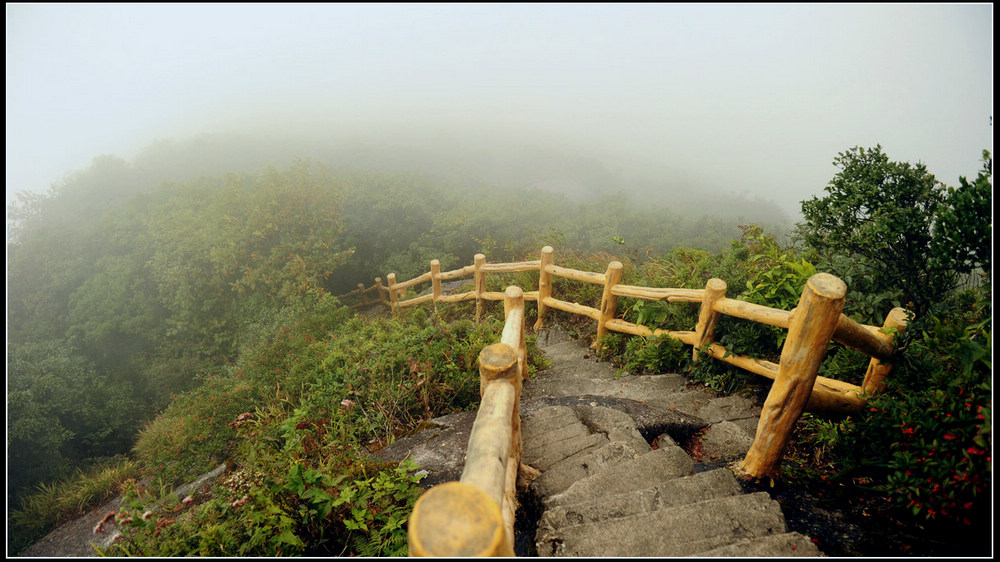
[796,291,991,537]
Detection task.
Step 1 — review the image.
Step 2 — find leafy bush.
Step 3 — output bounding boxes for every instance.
[110,285,531,556]
[596,332,689,376]
[792,287,991,541]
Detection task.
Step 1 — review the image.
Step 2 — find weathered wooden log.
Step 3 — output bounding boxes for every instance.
[474,254,486,322]
[534,246,554,331]
[438,291,477,303]
[833,313,894,361]
[375,277,389,306]
[395,271,433,292]
[438,264,477,281]
[861,307,910,394]
[693,278,727,361]
[463,380,515,507]
[407,481,510,557]
[465,342,519,553]
[610,284,704,302]
[499,287,524,546]
[738,273,846,480]
[542,296,601,321]
[387,273,400,315]
[697,341,867,414]
[713,298,792,328]
[596,261,624,346]
[502,286,527,380]
[399,293,434,308]
[603,318,697,344]
[430,260,442,312]
[358,283,367,305]
[546,263,606,285]
[480,260,542,273]
[698,341,780,380]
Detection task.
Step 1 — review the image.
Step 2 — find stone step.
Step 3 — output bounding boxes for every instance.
[525,373,690,401]
[530,439,648,498]
[544,444,694,508]
[538,339,592,362]
[688,531,822,557]
[521,405,610,472]
[535,490,788,557]
[537,467,743,534]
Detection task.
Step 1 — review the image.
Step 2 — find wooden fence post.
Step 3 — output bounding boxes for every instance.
[430,259,442,313]
[693,278,727,361]
[358,283,367,306]
[861,307,910,395]
[375,277,388,307]
[474,253,486,322]
[738,273,846,480]
[534,246,554,331]
[407,481,510,557]
[595,261,624,347]
[387,273,399,315]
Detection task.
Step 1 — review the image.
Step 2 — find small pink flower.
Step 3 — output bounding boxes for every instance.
[111,532,123,543]
[141,510,154,521]
[231,495,248,508]
[340,399,355,409]
[182,496,194,506]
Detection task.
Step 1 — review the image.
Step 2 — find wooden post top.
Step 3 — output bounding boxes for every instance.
[408,481,506,557]
[505,285,523,299]
[706,278,727,291]
[807,272,847,299]
[479,343,518,382]
[541,245,554,255]
[886,306,910,327]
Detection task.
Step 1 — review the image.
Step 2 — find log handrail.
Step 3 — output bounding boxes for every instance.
[359,244,909,516]
[367,248,907,409]
[408,286,526,557]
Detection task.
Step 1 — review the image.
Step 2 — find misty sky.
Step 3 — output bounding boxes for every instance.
[5,3,993,219]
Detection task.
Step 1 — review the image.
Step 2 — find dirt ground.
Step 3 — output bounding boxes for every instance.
[17,494,125,557]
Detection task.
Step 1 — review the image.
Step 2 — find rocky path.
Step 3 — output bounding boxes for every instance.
[379,324,822,556]
[517,327,820,556]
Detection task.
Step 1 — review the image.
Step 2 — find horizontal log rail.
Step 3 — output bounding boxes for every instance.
[367,248,906,413]
[351,245,911,547]
[408,286,526,557]
[335,277,390,310]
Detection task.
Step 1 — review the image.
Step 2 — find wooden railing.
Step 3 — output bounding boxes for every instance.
[407,286,527,557]
[335,277,389,310]
[351,245,909,553]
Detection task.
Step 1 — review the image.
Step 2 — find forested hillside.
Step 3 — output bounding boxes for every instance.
[6,137,785,510]
[6,141,990,556]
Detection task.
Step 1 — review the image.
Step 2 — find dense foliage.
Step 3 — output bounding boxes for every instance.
[6,140,990,556]
[798,146,991,317]
[6,140,772,552]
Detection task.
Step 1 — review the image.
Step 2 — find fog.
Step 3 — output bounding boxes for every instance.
[6,3,993,220]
